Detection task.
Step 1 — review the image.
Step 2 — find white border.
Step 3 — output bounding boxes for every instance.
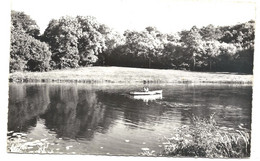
[1,0,259,161]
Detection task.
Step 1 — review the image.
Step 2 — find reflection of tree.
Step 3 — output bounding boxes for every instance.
[41,86,79,138]
[8,84,50,132]
[75,90,107,139]
[98,93,166,129]
[40,86,115,140]
[40,86,169,140]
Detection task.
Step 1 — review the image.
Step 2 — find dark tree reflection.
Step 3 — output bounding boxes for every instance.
[75,90,107,139]
[97,92,166,129]
[8,84,50,132]
[40,86,115,140]
[40,86,79,138]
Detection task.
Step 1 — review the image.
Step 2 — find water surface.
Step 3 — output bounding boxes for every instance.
[8,83,252,155]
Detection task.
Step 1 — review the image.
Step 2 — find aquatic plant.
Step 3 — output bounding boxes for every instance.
[161,114,250,158]
[139,148,156,156]
[7,132,53,153]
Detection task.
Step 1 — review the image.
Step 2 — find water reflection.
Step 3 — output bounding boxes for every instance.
[8,84,50,132]
[41,87,113,140]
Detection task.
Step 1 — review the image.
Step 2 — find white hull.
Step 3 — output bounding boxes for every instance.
[129,90,163,95]
[128,94,162,102]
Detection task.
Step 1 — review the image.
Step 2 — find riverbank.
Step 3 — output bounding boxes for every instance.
[9,66,253,84]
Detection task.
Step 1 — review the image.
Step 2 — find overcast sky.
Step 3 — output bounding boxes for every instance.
[11,0,256,34]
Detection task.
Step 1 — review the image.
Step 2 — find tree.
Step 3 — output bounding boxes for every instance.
[199,24,222,41]
[218,20,255,73]
[216,42,237,72]
[11,10,40,38]
[144,27,166,68]
[10,11,51,72]
[122,27,165,68]
[10,26,51,72]
[97,24,125,65]
[180,26,203,70]
[42,17,81,69]
[77,16,107,66]
[162,42,189,69]
[201,40,221,71]
[43,16,109,69]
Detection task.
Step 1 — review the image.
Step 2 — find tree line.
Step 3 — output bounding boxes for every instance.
[10,10,255,73]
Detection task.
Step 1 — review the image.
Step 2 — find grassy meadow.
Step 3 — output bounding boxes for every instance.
[9,66,253,84]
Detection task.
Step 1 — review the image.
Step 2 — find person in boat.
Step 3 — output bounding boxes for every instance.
[143,86,149,92]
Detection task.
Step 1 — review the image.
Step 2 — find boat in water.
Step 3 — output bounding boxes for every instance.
[129,90,163,95]
[128,93,163,102]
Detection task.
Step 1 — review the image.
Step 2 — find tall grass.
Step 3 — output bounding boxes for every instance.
[161,114,250,158]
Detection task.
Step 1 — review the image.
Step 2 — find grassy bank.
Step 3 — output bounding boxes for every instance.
[9,66,253,84]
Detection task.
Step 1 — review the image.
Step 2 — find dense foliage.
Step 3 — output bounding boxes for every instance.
[10,11,51,72]
[42,16,110,69]
[11,10,40,38]
[106,22,254,73]
[10,10,255,73]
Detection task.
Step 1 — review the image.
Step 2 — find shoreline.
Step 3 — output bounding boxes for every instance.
[9,66,253,85]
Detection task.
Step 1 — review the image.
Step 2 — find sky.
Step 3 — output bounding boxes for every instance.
[10,0,256,34]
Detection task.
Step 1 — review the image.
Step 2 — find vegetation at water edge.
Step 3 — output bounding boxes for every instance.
[7,132,53,153]
[140,114,250,158]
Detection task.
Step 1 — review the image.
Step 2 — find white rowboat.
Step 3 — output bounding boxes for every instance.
[129,90,163,95]
[128,94,162,102]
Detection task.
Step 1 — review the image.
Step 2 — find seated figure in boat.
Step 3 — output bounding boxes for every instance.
[143,87,149,92]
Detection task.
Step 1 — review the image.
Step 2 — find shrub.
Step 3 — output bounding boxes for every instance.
[161,114,250,158]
